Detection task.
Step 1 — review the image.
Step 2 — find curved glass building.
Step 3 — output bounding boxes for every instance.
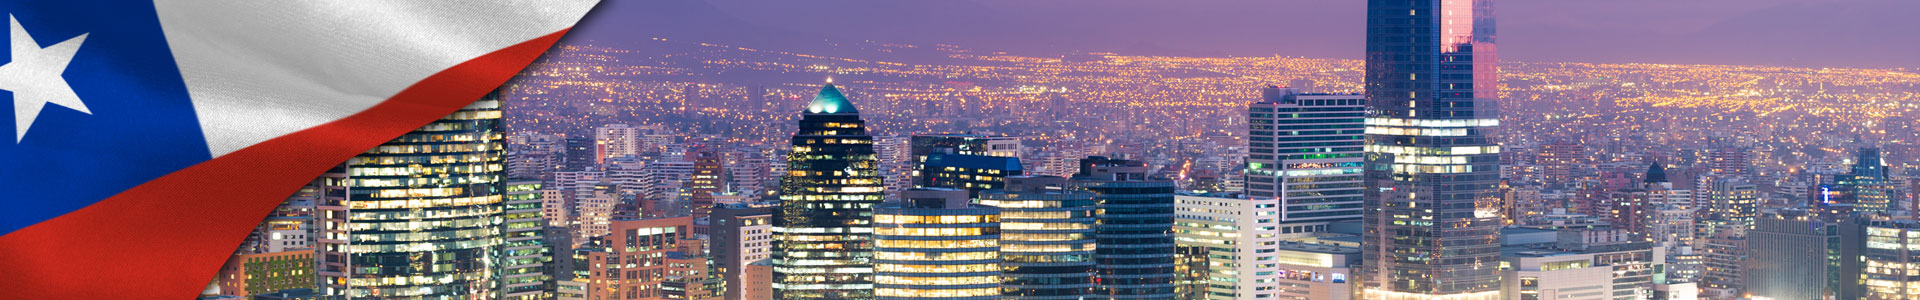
[873,188,1002,300]
[1360,0,1504,298]
[318,95,508,299]
[1071,158,1178,299]
[774,83,885,300]
[975,176,1097,300]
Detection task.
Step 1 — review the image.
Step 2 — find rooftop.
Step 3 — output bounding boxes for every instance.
[804,83,859,115]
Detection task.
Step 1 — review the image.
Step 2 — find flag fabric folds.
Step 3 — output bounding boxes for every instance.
[0,0,599,298]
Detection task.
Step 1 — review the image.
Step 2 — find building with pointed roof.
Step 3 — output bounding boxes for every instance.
[773,83,884,300]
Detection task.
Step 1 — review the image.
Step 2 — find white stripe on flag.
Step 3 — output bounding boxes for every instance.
[153,0,595,156]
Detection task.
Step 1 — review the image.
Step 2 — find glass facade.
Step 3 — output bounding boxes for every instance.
[920,153,1023,196]
[502,181,552,300]
[1073,158,1178,299]
[774,83,884,300]
[975,176,1098,300]
[318,96,508,299]
[1246,87,1367,227]
[872,191,1002,300]
[1360,0,1504,298]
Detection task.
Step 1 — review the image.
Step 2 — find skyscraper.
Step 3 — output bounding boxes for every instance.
[872,188,1002,300]
[316,95,508,299]
[1245,86,1366,233]
[503,180,554,300]
[1359,0,1504,298]
[1073,157,1178,299]
[687,150,727,228]
[975,176,1097,300]
[1743,209,1838,300]
[773,83,884,300]
[1834,148,1897,215]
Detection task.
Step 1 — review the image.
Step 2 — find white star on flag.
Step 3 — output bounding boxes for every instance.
[0,14,90,142]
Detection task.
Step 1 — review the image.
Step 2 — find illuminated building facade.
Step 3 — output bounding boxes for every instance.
[872,188,1003,300]
[1245,86,1366,233]
[919,153,1023,196]
[773,83,884,300]
[1171,193,1282,300]
[1359,0,1504,298]
[713,205,775,300]
[572,217,705,300]
[1834,148,1898,215]
[975,176,1097,300]
[213,250,315,297]
[1695,178,1756,298]
[597,124,641,164]
[1839,216,1920,300]
[1744,209,1838,300]
[687,150,726,228]
[909,133,1021,167]
[1073,157,1178,299]
[503,180,553,300]
[911,134,1023,197]
[317,96,507,299]
[1499,239,1662,300]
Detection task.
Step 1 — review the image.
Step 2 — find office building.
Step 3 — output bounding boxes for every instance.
[211,250,314,297]
[1244,86,1366,230]
[773,83,884,300]
[909,133,1021,165]
[503,181,553,300]
[872,188,1003,300]
[1171,193,1283,299]
[1272,242,1361,300]
[713,205,775,300]
[1499,233,1663,300]
[911,133,1023,196]
[687,150,726,226]
[597,124,642,164]
[1833,148,1899,215]
[1694,177,1757,298]
[1743,209,1838,300]
[919,152,1023,195]
[1359,0,1504,298]
[1839,215,1920,300]
[975,176,1097,300]
[565,135,595,171]
[571,217,705,300]
[316,96,507,299]
[1072,157,1178,299]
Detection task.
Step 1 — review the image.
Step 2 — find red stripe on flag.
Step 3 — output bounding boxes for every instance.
[0,29,571,300]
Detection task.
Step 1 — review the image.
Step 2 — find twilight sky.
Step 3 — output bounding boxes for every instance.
[573,0,1920,68]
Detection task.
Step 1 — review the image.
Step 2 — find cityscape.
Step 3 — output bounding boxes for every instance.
[202,1,1917,300]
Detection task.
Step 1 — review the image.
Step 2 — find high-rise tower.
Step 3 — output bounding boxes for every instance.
[1073,157,1178,299]
[1245,86,1366,233]
[773,83,885,300]
[316,94,509,299]
[1360,0,1503,298]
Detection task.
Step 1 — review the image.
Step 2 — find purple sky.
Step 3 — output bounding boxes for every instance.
[574,0,1920,68]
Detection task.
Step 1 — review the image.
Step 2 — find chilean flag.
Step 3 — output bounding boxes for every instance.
[0,0,598,298]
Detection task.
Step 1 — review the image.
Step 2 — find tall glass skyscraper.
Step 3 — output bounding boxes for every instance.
[1359,0,1504,298]
[975,176,1098,300]
[774,83,885,300]
[1072,157,1178,299]
[317,95,509,299]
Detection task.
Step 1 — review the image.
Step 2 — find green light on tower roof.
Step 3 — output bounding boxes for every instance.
[805,83,859,114]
